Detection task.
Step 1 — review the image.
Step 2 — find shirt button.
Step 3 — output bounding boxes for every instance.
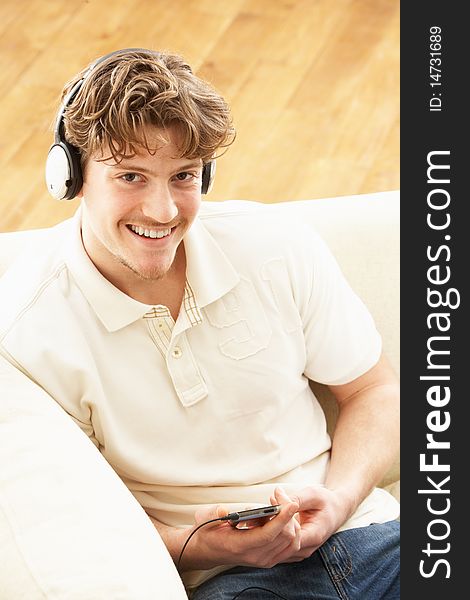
[172,347,183,358]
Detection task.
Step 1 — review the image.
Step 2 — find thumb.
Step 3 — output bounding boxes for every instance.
[274,486,299,509]
[273,488,300,521]
[285,484,327,511]
[194,503,229,525]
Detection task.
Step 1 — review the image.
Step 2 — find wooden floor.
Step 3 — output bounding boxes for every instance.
[0,0,399,232]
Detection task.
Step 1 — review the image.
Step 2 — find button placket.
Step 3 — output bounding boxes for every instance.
[167,332,207,406]
[144,309,174,358]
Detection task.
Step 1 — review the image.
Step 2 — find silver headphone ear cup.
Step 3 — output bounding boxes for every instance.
[45,144,71,200]
[45,142,82,200]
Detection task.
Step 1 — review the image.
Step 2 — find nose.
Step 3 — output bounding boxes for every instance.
[142,182,178,224]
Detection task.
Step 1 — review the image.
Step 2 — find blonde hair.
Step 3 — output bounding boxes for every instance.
[60,48,235,164]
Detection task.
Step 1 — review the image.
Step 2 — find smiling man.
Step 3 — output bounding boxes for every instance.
[1,49,400,599]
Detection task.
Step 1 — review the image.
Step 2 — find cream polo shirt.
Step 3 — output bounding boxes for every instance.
[0,200,399,590]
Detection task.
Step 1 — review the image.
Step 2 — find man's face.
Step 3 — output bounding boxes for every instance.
[79,127,202,291]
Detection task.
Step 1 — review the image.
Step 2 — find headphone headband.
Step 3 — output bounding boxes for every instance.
[45,48,215,200]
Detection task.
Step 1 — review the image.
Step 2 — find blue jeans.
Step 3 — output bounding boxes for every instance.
[192,521,399,600]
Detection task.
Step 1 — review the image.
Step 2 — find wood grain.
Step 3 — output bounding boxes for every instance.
[0,0,399,231]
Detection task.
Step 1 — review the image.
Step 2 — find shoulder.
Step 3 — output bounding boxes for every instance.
[199,199,302,227]
[0,219,74,338]
[198,200,325,258]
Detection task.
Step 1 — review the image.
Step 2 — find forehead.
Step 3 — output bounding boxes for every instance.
[91,124,200,166]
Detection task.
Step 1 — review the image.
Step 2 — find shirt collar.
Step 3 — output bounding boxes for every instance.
[64,209,153,332]
[184,216,240,308]
[63,208,240,332]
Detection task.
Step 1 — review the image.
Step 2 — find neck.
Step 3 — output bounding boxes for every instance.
[81,223,187,317]
[122,247,187,318]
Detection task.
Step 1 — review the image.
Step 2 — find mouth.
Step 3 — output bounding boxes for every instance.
[126,224,174,240]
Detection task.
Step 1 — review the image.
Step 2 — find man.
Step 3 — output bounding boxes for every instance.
[0,48,399,598]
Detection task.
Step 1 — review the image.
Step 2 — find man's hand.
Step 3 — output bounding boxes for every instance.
[270,485,352,562]
[153,493,301,572]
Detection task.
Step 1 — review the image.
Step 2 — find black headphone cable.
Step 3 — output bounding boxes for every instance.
[177,517,290,600]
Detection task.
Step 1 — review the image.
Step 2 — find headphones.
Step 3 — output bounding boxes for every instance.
[45,48,216,200]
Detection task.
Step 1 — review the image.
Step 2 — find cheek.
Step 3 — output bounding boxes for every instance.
[84,185,133,223]
[180,193,201,220]
[82,199,123,247]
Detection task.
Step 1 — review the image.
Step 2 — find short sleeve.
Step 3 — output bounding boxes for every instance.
[295,228,382,385]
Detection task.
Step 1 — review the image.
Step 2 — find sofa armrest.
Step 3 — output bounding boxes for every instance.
[0,229,50,277]
[0,357,187,599]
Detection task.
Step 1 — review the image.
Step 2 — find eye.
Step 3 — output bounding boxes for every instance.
[174,171,196,182]
[120,173,142,183]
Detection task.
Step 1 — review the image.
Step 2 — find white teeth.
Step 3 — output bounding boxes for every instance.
[130,225,171,239]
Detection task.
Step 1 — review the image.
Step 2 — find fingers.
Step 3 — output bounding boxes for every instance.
[273,512,302,557]
[273,486,293,505]
[267,487,322,564]
[252,500,301,567]
[267,500,298,535]
[254,491,299,551]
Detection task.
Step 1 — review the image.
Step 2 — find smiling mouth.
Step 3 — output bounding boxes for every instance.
[127,224,173,239]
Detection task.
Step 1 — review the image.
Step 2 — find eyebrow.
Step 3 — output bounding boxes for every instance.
[108,160,202,174]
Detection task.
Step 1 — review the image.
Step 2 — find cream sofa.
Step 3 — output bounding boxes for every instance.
[0,191,399,598]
